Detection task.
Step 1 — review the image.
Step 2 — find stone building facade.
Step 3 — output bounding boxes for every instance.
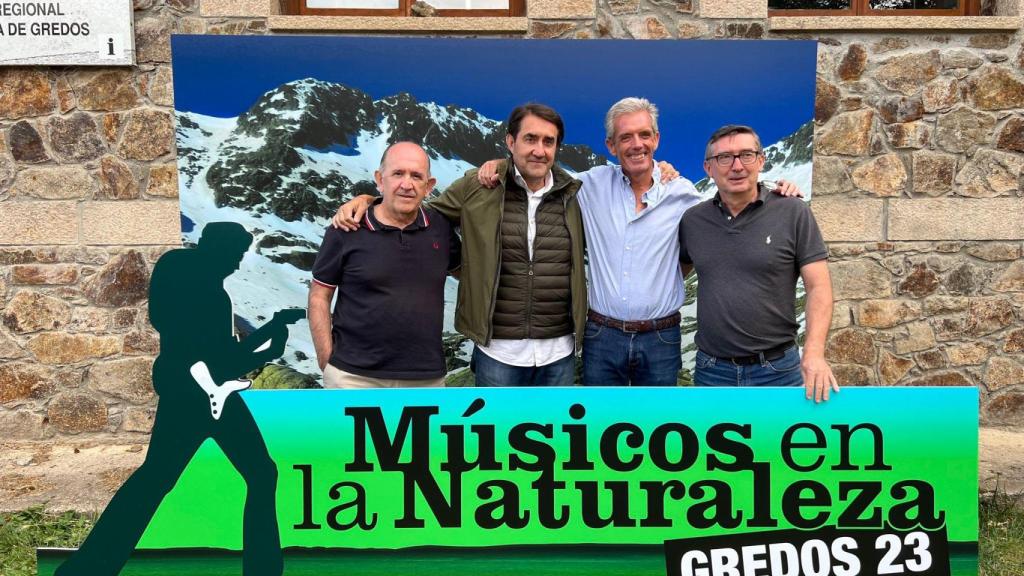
[0,0,1022,444]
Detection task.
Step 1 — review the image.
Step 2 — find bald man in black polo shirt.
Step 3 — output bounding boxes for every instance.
[308,142,461,388]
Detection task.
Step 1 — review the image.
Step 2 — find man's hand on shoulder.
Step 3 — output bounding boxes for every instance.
[802,352,839,403]
[657,161,679,183]
[769,179,804,198]
[476,159,503,189]
[332,194,375,231]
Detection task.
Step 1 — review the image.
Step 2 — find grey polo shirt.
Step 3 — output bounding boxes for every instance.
[678,185,828,358]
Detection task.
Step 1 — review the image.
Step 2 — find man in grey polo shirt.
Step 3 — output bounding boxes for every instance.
[679,124,838,402]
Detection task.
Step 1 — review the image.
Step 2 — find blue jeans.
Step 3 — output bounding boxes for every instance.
[582,320,681,386]
[471,346,576,387]
[693,346,804,387]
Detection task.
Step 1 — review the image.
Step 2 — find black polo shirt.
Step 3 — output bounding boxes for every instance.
[678,185,828,358]
[312,201,461,379]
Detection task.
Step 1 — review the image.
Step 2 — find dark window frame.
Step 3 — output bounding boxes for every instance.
[282,0,526,17]
[768,0,980,15]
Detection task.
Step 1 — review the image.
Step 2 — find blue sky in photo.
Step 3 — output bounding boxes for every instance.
[171,35,816,181]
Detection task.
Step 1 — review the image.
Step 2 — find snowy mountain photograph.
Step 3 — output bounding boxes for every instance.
[169,36,817,386]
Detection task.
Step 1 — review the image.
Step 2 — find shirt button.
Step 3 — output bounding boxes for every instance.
[727,216,732,220]
[623,272,629,277]
[625,246,631,251]
[622,297,627,301]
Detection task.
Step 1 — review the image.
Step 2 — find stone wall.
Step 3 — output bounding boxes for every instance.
[0,0,1022,443]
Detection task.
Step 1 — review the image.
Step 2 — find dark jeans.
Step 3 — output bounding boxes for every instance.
[581,320,681,386]
[693,346,804,387]
[471,346,576,386]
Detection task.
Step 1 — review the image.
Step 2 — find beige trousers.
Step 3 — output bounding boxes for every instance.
[322,363,445,389]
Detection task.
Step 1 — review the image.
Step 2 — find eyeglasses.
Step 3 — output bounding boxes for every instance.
[706,150,762,167]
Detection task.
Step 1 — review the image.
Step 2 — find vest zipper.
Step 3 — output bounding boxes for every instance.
[485,187,505,345]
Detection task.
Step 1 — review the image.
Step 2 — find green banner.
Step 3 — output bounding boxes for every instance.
[114,387,977,572]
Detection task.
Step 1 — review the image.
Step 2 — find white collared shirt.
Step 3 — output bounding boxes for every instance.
[476,166,575,368]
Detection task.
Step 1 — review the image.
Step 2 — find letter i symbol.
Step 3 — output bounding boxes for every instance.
[107,38,115,56]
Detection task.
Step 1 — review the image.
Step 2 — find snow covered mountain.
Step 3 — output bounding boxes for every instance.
[175,78,609,380]
[176,78,813,383]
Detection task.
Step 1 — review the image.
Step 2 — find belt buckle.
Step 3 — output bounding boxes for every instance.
[621,320,638,334]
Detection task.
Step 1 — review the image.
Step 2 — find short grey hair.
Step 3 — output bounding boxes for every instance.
[704,125,763,160]
[604,97,659,140]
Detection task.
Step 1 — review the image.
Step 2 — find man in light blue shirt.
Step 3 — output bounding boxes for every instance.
[573,98,701,385]
[479,98,800,386]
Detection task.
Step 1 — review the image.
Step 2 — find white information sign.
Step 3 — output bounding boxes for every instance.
[0,1,134,66]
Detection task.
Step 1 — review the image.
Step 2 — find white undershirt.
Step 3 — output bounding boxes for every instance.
[476,167,575,367]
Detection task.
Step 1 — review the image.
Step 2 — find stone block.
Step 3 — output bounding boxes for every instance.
[815,80,840,124]
[811,156,853,195]
[984,357,1024,391]
[69,70,140,112]
[893,321,936,354]
[0,202,79,245]
[87,357,155,404]
[967,297,1015,336]
[1,290,72,334]
[8,121,49,164]
[84,251,150,306]
[879,350,914,385]
[986,392,1024,425]
[116,110,174,161]
[968,66,1024,111]
[858,299,921,329]
[875,50,941,96]
[0,330,25,359]
[922,77,960,113]
[888,198,1024,240]
[625,16,670,39]
[947,343,991,366]
[700,0,766,18]
[851,154,907,196]
[68,307,111,332]
[826,328,876,365]
[898,263,940,297]
[831,364,877,386]
[967,243,1021,262]
[956,149,1024,198]
[903,370,972,386]
[27,332,120,364]
[911,151,956,197]
[0,362,55,404]
[12,264,79,285]
[81,201,182,245]
[1005,328,1024,353]
[935,106,995,154]
[528,21,575,38]
[47,113,106,163]
[146,164,178,198]
[48,393,108,433]
[200,0,272,16]
[528,0,596,18]
[98,156,139,200]
[0,410,46,440]
[993,261,1024,292]
[11,167,97,200]
[810,198,883,242]
[0,70,53,119]
[816,109,873,156]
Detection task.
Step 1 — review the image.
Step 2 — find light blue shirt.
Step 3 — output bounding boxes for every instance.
[577,163,703,321]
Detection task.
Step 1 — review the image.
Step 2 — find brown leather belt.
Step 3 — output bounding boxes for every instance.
[587,310,681,334]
